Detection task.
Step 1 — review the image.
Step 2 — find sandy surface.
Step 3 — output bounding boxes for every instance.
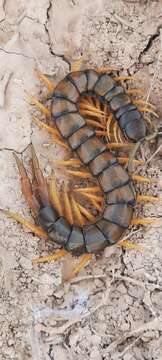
[1,0,162,359]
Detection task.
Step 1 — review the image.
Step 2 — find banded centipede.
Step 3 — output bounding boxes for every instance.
[34,69,148,254]
[2,67,159,279]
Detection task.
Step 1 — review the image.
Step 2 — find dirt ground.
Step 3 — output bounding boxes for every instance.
[1,0,162,359]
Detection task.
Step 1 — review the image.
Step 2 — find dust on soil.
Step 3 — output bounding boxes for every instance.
[0,1,162,359]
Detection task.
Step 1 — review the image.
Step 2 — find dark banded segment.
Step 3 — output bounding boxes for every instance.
[65,226,85,254]
[103,204,133,228]
[98,164,129,193]
[109,94,131,112]
[56,113,85,138]
[77,136,106,165]
[115,104,137,120]
[68,125,94,150]
[68,71,88,94]
[86,70,99,91]
[54,78,80,103]
[96,219,124,245]
[106,183,135,206]
[84,224,107,253]
[37,206,59,231]
[105,85,124,102]
[124,116,147,141]
[48,217,72,245]
[52,97,78,119]
[94,74,115,96]
[89,151,117,176]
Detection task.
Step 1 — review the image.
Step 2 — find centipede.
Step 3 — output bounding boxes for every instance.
[2,63,161,280]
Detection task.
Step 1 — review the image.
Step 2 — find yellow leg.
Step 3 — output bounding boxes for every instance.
[35,69,55,93]
[1,209,48,239]
[76,202,96,223]
[118,240,144,252]
[107,114,113,141]
[86,119,105,129]
[95,130,107,137]
[13,154,40,217]
[75,191,103,212]
[107,142,133,150]
[62,183,74,225]
[52,158,81,168]
[26,92,51,117]
[65,253,92,281]
[71,57,84,72]
[115,76,135,82]
[136,195,161,202]
[50,174,63,216]
[113,121,119,143]
[117,157,144,166]
[74,186,101,193]
[70,195,85,227]
[131,218,159,226]
[32,249,68,265]
[96,66,119,73]
[33,117,68,149]
[66,170,93,179]
[131,174,157,184]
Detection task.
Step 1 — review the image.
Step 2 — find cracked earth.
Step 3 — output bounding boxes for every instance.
[1,0,162,359]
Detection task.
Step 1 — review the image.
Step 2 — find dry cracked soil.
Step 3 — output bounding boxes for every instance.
[1,0,162,359]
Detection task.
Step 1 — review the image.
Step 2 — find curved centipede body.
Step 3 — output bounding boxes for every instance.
[2,66,159,279]
[36,70,140,254]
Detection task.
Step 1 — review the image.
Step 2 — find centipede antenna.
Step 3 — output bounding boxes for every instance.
[1,209,48,239]
[50,173,63,216]
[136,195,161,202]
[62,183,74,225]
[26,91,51,117]
[70,195,85,227]
[13,153,40,217]
[66,170,93,179]
[133,99,156,110]
[138,107,159,118]
[65,253,92,281]
[35,69,55,93]
[32,249,68,265]
[118,240,144,252]
[52,158,81,168]
[126,88,145,95]
[131,174,157,184]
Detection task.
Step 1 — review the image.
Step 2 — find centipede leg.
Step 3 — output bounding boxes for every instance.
[71,57,84,72]
[96,66,119,73]
[0,209,48,239]
[35,69,55,93]
[64,253,92,281]
[27,92,51,118]
[136,195,161,203]
[131,218,159,225]
[33,117,68,149]
[118,240,144,252]
[32,249,68,265]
